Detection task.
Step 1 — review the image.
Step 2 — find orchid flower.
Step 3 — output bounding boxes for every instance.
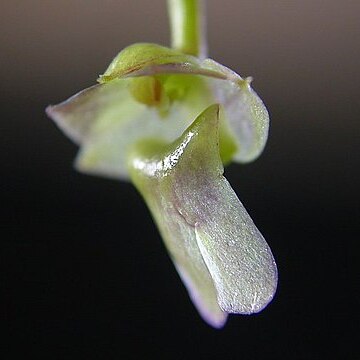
[46,0,277,328]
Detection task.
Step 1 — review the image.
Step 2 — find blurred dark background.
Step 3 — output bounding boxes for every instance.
[1,1,358,358]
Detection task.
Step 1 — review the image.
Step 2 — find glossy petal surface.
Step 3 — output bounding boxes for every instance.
[128,105,277,327]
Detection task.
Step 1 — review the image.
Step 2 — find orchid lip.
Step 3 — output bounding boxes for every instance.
[127,105,277,327]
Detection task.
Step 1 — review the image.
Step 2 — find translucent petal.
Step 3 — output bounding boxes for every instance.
[46,83,127,145]
[128,105,277,326]
[47,77,212,179]
[140,183,227,328]
[128,108,227,328]
[208,77,269,163]
[168,105,277,313]
[47,43,269,178]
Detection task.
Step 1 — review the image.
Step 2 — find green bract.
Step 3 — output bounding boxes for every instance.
[47,39,277,327]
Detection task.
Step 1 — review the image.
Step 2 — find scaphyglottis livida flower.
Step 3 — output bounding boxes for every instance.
[46,0,277,328]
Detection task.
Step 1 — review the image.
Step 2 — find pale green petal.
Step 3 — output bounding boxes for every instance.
[128,105,277,326]
[47,43,269,179]
[47,76,213,179]
[139,179,227,328]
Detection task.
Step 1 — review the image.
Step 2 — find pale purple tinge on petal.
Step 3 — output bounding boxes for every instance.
[174,262,227,328]
[46,81,128,145]
[166,105,277,315]
[210,78,269,163]
[130,139,227,327]
[193,182,278,314]
[128,105,277,327]
[148,194,227,328]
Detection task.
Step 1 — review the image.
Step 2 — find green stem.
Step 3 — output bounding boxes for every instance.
[167,0,207,58]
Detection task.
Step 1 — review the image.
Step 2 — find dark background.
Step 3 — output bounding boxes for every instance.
[1,1,358,358]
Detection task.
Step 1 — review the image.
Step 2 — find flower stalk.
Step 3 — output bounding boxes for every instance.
[167,0,207,58]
